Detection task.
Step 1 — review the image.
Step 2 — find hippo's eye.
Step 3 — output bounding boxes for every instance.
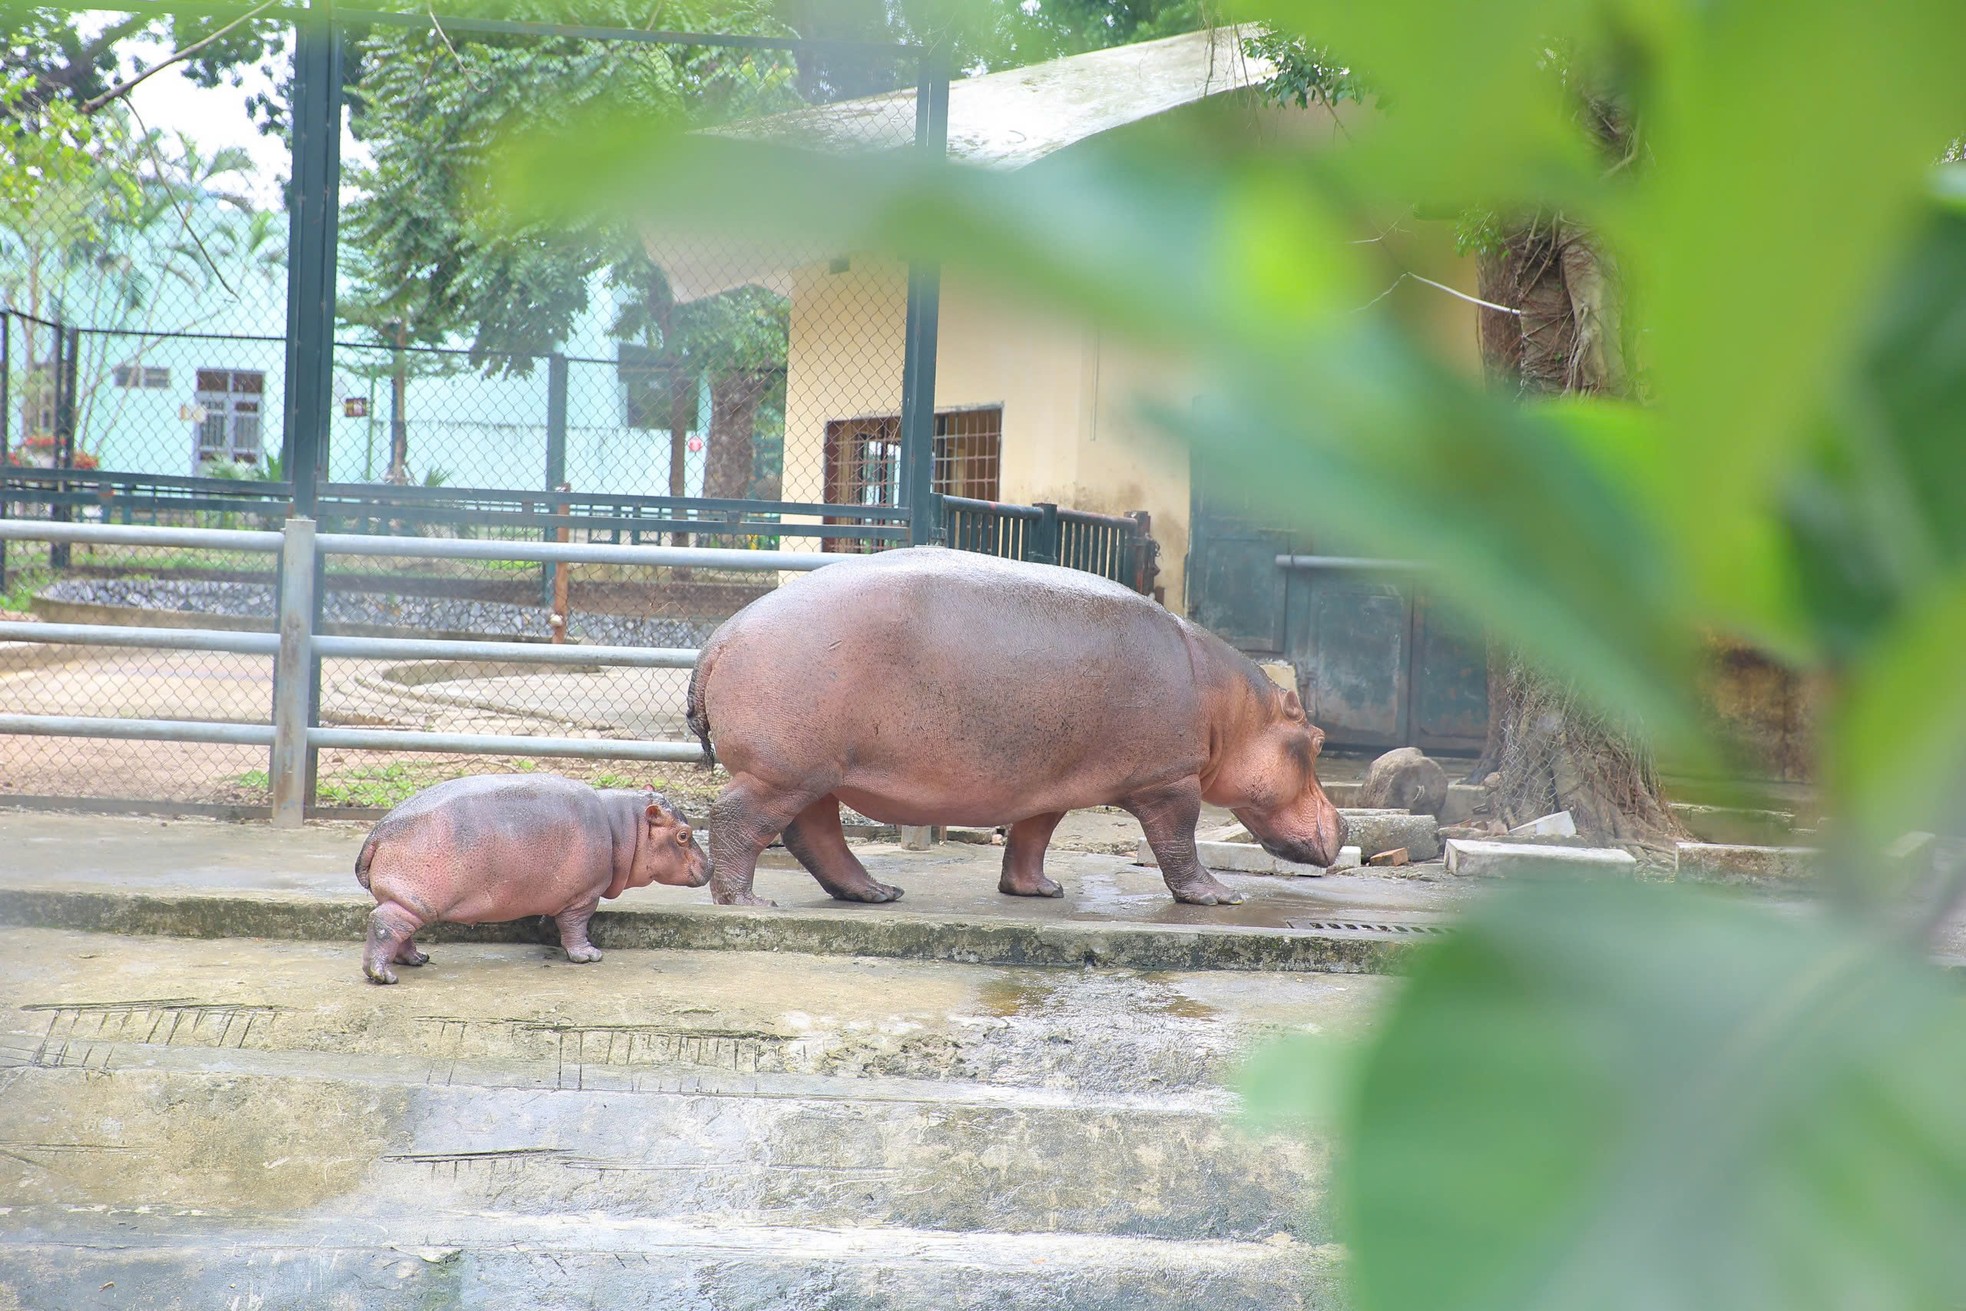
[676,826,693,846]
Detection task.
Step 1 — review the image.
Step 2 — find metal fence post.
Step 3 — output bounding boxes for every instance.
[898,53,949,547]
[1031,502,1059,566]
[542,352,568,606]
[281,5,343,516]
[1,312,9,590]
[49,325,77,569]
[271,516,318,826]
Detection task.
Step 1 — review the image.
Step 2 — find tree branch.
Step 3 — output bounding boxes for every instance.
[77,1,282,115]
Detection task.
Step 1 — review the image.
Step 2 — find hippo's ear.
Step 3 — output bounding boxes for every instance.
[1280,688,1305,721]
[645,803,668,826]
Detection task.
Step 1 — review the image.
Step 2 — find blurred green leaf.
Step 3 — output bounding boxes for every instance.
[1831,576,1966,855]
[1341,879,1966,1311]
[1240,1030,1360,1133]
[1253,0,1602,206]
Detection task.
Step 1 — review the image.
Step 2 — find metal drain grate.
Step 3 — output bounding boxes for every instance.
[1287,919,1450,936]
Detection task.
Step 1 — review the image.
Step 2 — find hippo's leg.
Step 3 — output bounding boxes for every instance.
[999,811,1066,897]
[364,902,426,985]
[1122,781,1246,907]
[782,796,904,903]
[554,897,604,964]
[392,935,430,967]
[709,775,825,908]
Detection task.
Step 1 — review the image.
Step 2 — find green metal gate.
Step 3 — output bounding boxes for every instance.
[1188,476,1488,753]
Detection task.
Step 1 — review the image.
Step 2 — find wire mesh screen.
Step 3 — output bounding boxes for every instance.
[331,17,922,532]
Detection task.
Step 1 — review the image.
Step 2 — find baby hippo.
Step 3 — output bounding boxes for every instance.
[354,774,709,984]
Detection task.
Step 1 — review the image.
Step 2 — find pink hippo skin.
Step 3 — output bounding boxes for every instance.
[684,548,1346,908]
[353,774,709,983]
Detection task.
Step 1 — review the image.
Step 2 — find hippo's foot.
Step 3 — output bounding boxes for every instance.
[1169,876,1246,907]
[364,961,400,985]
[564,945,603,964]
[829,879,904,904]
[999,872,1064,898]
[394,944,429,967]
[716,890,778,908]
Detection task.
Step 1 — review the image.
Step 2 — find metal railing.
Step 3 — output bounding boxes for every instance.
[0,518,834,826]
[941,496,1159,595]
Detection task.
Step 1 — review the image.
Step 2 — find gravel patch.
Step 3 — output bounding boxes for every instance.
[41,578,717,647]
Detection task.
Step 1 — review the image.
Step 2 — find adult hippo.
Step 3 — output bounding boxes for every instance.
[685,547,1346,908]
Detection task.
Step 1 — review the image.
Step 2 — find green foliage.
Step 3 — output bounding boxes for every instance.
[340,0,800,372]
[1337,879,1966,1311]
[1242,29,1364,112]
[504,0,1966,1305]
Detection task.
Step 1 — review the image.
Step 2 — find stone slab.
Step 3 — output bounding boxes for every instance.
[1444,839,1638,876]
[1674,842,1817,883]
[1508,810,1577,838]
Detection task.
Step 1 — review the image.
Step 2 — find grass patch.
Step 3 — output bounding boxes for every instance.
[232,756,725,812]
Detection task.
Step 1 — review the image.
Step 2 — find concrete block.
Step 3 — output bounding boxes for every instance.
[1341,809,1440,862]
[1135,839,1360,877]
[1674,842,1816,883]
[1257,660,1298,691]
[1195,840,1277,873]
[1445,839,1637,876]
[898,826,936,852]
[1508,811,1576,838]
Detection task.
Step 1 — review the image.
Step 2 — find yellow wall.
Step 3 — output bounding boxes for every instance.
[782,260,1197,608]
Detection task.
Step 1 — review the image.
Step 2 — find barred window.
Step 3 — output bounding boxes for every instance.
[192,369,266,470]
[822,405,1002,552]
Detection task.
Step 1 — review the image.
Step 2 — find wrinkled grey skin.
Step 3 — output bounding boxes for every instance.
[354,774,709,983]
[686,547,1346,909]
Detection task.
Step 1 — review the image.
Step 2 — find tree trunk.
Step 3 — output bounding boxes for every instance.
[1472,218,1683,847]
[702,370,763,502]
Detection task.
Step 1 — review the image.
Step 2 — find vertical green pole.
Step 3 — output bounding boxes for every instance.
[898,53,948,547]
[542,352,568,605]
[281,1,342,518]
[279,3,341,815]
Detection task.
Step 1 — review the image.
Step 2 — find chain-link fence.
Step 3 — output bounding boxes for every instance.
[1,4,944,815]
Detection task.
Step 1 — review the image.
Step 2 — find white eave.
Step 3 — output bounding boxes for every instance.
[712,26,1272,168]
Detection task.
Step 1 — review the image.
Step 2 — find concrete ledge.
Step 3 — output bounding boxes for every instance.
[0,886,1416,975]
[1675,842,1817,883]
[1444,839,1637,876]
[1136,839,1362,876]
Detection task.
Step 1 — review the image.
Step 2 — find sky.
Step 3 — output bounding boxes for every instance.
[112,28,367,210]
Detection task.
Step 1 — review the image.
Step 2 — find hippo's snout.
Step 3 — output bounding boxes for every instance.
[1251,807,1347,869]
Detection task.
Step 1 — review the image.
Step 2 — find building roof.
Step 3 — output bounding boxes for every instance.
[657,27,1271,299]
[713,26,1270,168]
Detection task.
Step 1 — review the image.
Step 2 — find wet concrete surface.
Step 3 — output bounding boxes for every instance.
[0,811,1465,975]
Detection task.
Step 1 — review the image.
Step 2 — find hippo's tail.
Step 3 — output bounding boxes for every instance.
[685,645,716,767]
[354,830,380,892]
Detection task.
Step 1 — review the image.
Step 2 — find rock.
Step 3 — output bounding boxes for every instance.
[1365,848,1409,867]
[1507,810,1577,838]
[1354,748,1449,818]
[1444,839,1638,876]
[1340,809,1441,862]
[1674,842,1816,883]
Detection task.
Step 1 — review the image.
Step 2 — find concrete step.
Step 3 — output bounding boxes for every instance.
[0,1063,1317,1239]
[0,929,1371,1305]
[0,1214,1342,1311]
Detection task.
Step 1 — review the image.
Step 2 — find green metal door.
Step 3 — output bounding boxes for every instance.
[1187,465,1303,655]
